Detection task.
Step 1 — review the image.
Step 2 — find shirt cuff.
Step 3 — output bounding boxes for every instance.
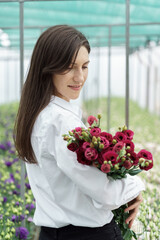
[123,175,145,203]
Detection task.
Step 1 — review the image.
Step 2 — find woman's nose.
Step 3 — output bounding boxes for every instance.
[73,68,84,83]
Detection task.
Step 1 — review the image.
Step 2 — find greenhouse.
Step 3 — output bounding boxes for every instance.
[0,1,160,239]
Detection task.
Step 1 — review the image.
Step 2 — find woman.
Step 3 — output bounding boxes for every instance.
[14,25,144,240]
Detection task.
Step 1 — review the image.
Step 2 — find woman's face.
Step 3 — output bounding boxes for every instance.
[52,46,89,102]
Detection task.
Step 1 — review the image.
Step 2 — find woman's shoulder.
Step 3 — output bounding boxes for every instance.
[32,99,82,137]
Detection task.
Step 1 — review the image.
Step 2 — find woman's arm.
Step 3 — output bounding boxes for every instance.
[32,114,145,210]
[124,193,143,228]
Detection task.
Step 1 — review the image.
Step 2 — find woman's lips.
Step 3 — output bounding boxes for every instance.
[68,85,81,91]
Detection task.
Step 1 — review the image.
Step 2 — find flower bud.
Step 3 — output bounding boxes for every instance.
[25,210,29,215]
[126,146,130,150]
[118,127,121,131]
[90,143,94,148]
[121,157,125,162]
[99,144,104,149]
[63,136,69,141]
[145,161,149,167]
[82,132,88,137]
[92,136,97,143]
[112,139,117,145]
[139,157,145,164]
[114,164,119,170]
[97,137,101,142]
[11,228,15,233]
[122,125,127,131]
[68,131,74,136]
[127,153,131,157]
[141,162,145,167]
[103,161,107,164]
[97,114,101,119]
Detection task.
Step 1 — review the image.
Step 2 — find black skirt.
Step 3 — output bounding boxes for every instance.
[39,218,124,240]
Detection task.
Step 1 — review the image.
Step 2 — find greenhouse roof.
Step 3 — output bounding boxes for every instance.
[0,0,160,50]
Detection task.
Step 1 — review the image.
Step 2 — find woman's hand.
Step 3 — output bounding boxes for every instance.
[124,193,143,229]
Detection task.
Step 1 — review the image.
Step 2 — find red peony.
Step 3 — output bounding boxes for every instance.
[100,132,113,143]
[103,151,118,165]
[97,152,104,164]
[76,148,92,165]
[106,145,114,151]
[137,149,153,160]
[100,136,109,149]
[124,140,135,152]
[73,127,82,139]
[90,127,101,137]
[137,149,153,171]
[114,132,127,142]
[101,163,111,173]
[139,159,153,171]
[87,115,98,126]
[84,148,98,161]
[123,129,134,140]
[130,152,139,165]
[113,141,124,153]
[67,142,79,152]
[123,160,133,169]
[82,142,91,151]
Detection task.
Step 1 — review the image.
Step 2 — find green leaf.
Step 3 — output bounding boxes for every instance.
[129,169,142,176]
[123,229,133,240]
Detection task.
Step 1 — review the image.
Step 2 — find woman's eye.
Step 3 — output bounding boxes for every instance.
[82,66,88,69]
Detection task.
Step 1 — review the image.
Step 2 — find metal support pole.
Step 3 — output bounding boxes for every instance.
[96,40,100,111]
[136,54,141,103]
[146,47,151,110]
[154,67,158,114]
[125,0,130,128]
[19,0,25,227]
[107,26,111,133]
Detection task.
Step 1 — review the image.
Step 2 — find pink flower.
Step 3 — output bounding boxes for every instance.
[114,132,127,142]
[101,163,111,173]
[100,132,113,143]
[100,137,109,149]
[84,148,98,161]
[76,148,92,166]
[67,142,79,152]
[90,127,101,137]
[106,145,114,151]
[82,142,91,151]
[123,129,134,140]
[137,149,153,171]
[140,159,153,171]
[72,127,82,139]
[103,151,118,165]
[137,149,153,160]
[87,115,98,126]
[123,160,132,169]
[124,140,135,152]
[130,152,139,165]
[97,152,104,164]
[113,141,124,153]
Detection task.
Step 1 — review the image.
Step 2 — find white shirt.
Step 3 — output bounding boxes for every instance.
[25,96,145,228]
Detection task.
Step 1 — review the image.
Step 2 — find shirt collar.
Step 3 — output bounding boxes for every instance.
[50,95,82,119]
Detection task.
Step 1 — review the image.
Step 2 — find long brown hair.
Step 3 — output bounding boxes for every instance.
[14,25,90,164]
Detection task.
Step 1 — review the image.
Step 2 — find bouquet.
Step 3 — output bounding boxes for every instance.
[62,114,153,240]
